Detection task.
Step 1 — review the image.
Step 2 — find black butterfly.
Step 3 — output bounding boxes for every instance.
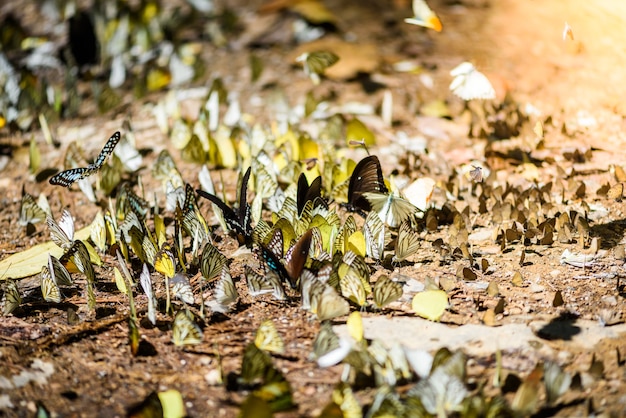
[259,229,312,289]
[346,155,388,213]
[297,174,324,216]
[50,131,121,187]
[196,167,252,246]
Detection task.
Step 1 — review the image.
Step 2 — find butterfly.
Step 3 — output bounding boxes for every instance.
[49,131,121,187]
[208,265,239,313]
[404,0,442,32]
[449,62,496,101]
[364,211,386,261]
[260,229,312,289]
[240,343,273,384]
[372,275,403,309]
[310,321,340,361]
[393,220,420,262]
[154,243,176,279]
[607,183,623,202]
[40,265,62,303]
[47,209,75,250]
[181,183,209,246]
[363,192,418,228]
[172,309,203,346]
[139,263,157,325]
[562,22,574,41]
[246,266,286,300]
[313,284,350,322]
[254,319,285,354]
[295,50,339,85]
[49,254,73,286]
[171,273,195,305]
[297,174,323,217]
[412,290,448,321]
[2,280,22,315]
[197,166,252,246]
[346,155,388,213]
[469,165,483,183]
[199,242,229,282]
[544,361,572,404]
[19,186,47,227]
[339,270,368,307]
[117,183,150,220]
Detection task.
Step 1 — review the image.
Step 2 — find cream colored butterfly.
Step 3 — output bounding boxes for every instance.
[41,265,62,303]
[449,62,495,101]
[363,192,418,228]
[47,209,75,250]
[405,0,442,32]
[172,309,203,346]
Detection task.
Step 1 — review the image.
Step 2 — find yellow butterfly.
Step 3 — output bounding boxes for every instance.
[154,243,176,279]
[254,319,285,354]
[172,309,203,346]
[412,290,448,321]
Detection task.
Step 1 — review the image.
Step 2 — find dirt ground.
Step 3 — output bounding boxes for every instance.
[1,0,626,417]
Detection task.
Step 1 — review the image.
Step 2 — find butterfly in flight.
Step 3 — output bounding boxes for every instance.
[196,166,253,246]
[345,155,388,214]
[49,131,121,187]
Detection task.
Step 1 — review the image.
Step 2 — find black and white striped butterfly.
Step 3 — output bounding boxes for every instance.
[49,131,121,187]
[196,166,253,247]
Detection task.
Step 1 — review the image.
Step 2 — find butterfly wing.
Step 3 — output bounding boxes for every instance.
[172,310,203,346]
[347,155,388,212]
[2,280,22,315]
[285,229,313,286]
[139,263,157,325]
[90,131,121,169]
[19,189,46,226]
[450,63,495,100]
[373,275,403,309]
[49,167,92,187]
[394,220,420,262]
[297,174,322,216]
[41,265,62,303]
[47,209,75,249]
[405,0,442,32]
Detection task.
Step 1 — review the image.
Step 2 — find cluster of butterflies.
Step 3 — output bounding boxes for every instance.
[5,124,432,344]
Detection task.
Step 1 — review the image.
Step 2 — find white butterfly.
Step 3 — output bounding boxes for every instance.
[363,192,418,228]
[139,264,157,325]
[47,209,75,250]
[449,62,495,101]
